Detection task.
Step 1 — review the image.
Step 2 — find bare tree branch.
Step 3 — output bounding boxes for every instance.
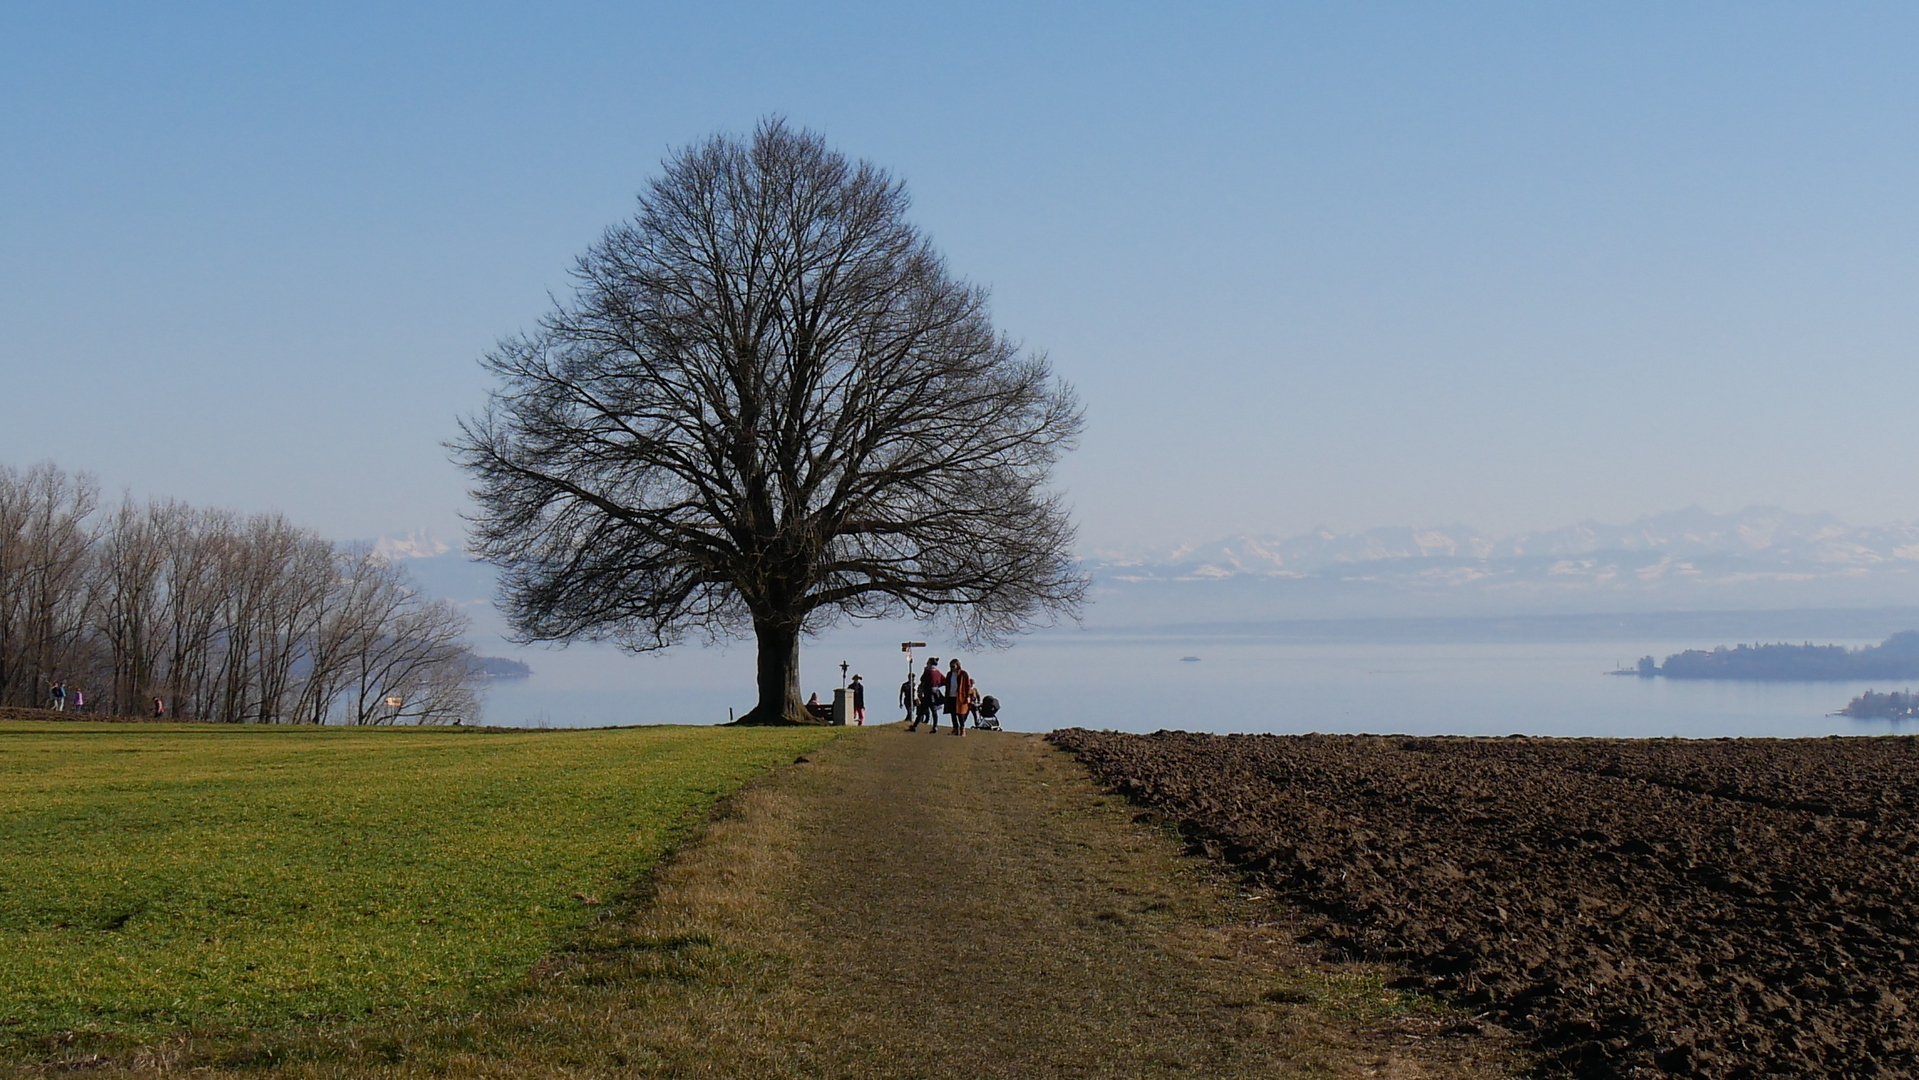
[453,119,1086,723]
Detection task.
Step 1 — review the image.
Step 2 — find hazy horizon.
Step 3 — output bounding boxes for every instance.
[10,5,1919,557]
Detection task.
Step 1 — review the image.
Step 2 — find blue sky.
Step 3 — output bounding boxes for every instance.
[5,2,1919,551]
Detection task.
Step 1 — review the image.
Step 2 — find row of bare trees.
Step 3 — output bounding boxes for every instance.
[0,462,479,724]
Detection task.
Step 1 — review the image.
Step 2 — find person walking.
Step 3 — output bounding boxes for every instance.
[849,674,866,726]
[899,673,915,723]
[924,660,946,733]
[49,681,66,712]
[911,658,944,732]
[945,659,973,736]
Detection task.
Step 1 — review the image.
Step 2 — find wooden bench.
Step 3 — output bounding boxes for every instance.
[805,701,834,723]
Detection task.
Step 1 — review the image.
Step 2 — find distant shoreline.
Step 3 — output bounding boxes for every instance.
[1080,605,1919,644]
[1615,632,1919,682]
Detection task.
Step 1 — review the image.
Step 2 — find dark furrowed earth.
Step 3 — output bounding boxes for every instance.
[1048,729,1919,1080]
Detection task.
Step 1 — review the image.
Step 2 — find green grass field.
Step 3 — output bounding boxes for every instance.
[0,719,836,1052]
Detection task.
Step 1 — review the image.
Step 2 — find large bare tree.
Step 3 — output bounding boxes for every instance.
[454,120,1086,724]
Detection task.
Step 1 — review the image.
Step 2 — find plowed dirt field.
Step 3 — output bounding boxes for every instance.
[1049,730,1919,1079]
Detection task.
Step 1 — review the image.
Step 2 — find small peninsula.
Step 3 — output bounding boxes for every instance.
[471,655,533,680]
[1622,631,1919,681]
[1840,690,1919,720]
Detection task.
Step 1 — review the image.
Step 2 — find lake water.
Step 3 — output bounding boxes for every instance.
[478,628,1914,739]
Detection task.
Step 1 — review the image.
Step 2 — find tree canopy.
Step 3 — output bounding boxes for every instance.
[455,120,1085,723]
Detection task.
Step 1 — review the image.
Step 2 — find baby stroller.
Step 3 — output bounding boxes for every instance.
[971,694,1001,731]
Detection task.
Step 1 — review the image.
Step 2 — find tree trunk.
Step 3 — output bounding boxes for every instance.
[738,617,812,724]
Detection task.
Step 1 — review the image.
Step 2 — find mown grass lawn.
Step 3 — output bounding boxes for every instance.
[0,720,836,1053]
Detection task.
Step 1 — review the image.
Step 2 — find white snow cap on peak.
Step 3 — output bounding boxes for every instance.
[373,531,452,562]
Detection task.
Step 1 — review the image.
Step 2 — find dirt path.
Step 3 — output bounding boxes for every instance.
[95,726,1520,1079]
[743,727,1517,1079]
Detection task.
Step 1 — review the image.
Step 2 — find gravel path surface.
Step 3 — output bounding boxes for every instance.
[752,727,1515,1079]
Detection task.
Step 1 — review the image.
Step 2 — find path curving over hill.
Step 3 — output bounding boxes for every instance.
[573,727,1520,1079]
[41,726,1518,1079]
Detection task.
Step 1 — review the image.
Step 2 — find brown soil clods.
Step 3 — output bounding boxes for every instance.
[1049,730,1919,1079]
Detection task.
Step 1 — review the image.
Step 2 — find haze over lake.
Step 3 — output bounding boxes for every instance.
[392,507,1919,738]
[480,631,1913,741]
[461,566,1919,740]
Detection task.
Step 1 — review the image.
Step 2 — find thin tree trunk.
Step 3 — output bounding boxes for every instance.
[740,617,810,724]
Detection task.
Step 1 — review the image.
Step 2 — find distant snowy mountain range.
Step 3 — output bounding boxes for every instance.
[375,506,1919,632]
[1091,507,1919,582]
[1081,507,1919,624]
[372,530,452,562]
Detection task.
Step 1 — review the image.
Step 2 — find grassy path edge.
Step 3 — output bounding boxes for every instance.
[0,722,839,1076]
[14,728,1525,1078]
